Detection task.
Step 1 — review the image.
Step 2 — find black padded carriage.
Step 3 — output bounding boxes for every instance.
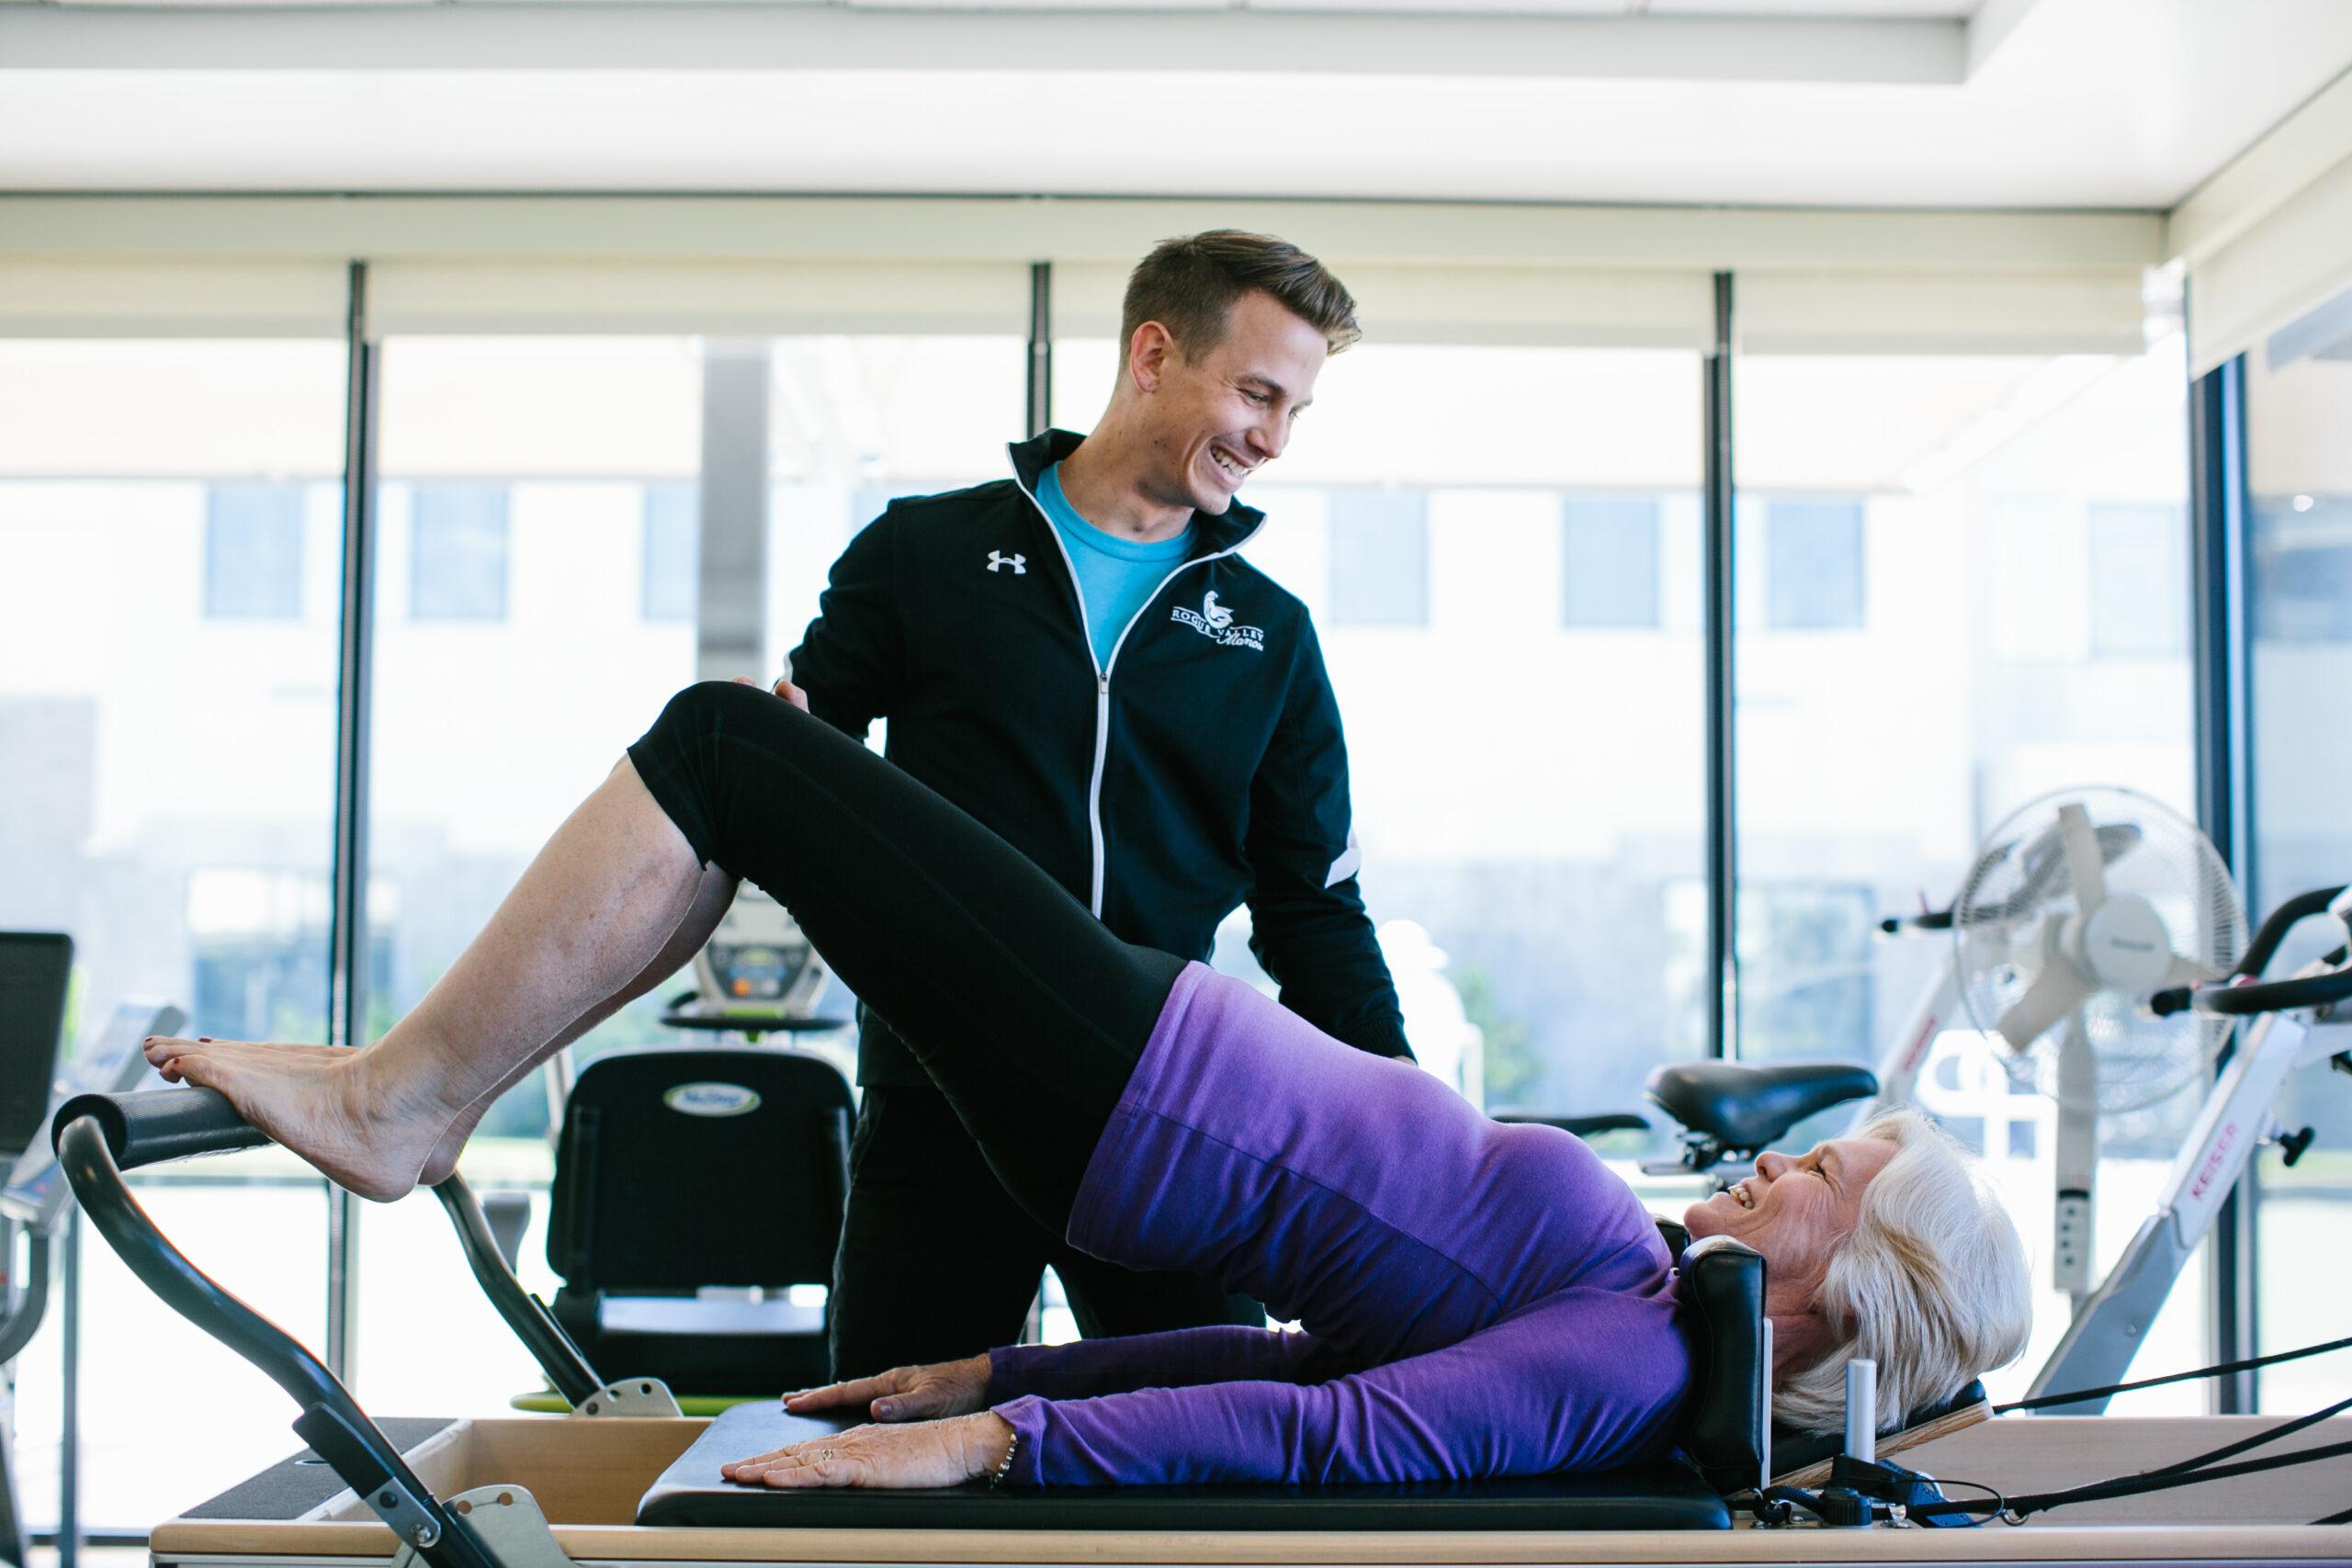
[631,1231,1770,1532]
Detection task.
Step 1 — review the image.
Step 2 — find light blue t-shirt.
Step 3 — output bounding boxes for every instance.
[1038,462,1193,670]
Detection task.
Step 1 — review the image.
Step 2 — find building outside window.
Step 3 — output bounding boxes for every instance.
[1562,496,1663,629]
[410,483,510,621]
[1328,490,1430,627]
[203,483,306,620]
[642,480,697,624]
[1763,499,1865,630]
[2087,502,2188,657]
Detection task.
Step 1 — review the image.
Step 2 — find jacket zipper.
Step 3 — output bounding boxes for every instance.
[1012,469,1261,917]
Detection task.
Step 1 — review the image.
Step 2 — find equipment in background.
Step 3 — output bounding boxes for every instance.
[675,886,836,1033]
[545,1046,853,1396]
[1949,787,2243,1310]
[2020,882,2352,1409]
[0,931,70,1568]
[526,886,854,1399]
[1860,792,2352,1410]
[0,931,182,1568]
[1864,788,2245,1310]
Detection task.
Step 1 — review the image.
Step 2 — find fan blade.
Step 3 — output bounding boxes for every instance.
[2164,953,2228,987]
[1996,962,2096,1052]
[2059,803,2107,909]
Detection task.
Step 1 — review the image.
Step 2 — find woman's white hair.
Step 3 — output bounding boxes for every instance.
[1773,1110,2032,1436]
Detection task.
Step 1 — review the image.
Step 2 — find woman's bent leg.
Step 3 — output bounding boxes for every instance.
[625,682,1182,1230]
[149,757,712,1200]
[418,862,741,1185]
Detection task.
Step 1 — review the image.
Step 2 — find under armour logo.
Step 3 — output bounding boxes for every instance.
[988,551,1026,575]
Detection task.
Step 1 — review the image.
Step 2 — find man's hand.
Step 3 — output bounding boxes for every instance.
[781,1354,990,1422]
[730,674,809,712]
[720,1412,1013,1491]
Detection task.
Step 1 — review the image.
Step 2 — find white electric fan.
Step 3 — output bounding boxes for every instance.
[1950,786,2245,1308]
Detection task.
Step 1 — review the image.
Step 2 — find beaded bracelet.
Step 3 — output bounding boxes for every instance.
[989,1427,1020,1490]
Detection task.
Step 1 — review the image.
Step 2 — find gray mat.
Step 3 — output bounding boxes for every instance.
[184,1417,460,1520]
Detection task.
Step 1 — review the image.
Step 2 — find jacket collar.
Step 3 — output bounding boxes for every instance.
[1007,429,1265,558]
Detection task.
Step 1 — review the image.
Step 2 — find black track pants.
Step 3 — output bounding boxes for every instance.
[626,680,1188,1235]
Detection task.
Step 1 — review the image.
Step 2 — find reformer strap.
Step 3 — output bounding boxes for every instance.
[1909,1435,2352,1524]
[1996,1333,2352,1413]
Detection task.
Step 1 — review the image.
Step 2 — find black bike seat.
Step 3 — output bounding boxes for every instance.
[1643,1062,1879,1154]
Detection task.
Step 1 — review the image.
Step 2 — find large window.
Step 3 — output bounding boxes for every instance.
[6,258,2245,1536]
[358,335,709,1415]
[2244,279,2352,1415]
[0,337,346,1528]
[1734,336,2201,1408]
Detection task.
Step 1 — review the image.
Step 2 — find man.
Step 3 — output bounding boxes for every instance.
[786,230,1411,1380]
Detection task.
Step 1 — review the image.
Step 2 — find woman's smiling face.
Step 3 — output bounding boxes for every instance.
[1683,1136,1900,1282]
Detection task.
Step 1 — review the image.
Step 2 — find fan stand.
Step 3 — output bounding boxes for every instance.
[2053,1016,2098,1308]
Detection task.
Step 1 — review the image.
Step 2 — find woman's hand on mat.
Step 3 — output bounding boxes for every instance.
[780,1353,990,1421]
[729,673,809,712]
[721,1412,1014,1490]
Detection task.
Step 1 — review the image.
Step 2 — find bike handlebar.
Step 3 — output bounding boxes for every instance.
[2151,886,2352,1019]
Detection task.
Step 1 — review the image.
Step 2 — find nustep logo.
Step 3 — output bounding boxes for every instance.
[662,1081,763,1118]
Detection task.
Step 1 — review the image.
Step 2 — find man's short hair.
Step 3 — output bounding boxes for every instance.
[1121,231,1362,359]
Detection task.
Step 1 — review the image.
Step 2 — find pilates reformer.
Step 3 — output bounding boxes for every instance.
[52,1056,2352,1568]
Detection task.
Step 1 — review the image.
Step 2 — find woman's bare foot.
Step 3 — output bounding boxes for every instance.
[143,1036,468,1202]
[417,1093,499,1188]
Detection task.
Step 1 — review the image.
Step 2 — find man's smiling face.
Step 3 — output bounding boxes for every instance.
[1137,288,1329,517]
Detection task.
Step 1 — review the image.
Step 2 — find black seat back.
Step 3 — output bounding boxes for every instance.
[1668,1232,1768,1495]
[548,1046,854,1292]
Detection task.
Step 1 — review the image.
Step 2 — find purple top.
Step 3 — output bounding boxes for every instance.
[987,964,1691,1486]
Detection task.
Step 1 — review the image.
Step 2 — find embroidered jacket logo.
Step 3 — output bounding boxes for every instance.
[1172,589,1265,652]
[988,551,1026,574]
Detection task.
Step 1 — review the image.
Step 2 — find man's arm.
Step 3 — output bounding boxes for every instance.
[786,509,904,739]
[1242,617,1412,1058]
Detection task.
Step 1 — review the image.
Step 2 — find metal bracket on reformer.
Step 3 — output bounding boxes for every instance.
[572,1378,683,1418]
[390,1487,571,1568]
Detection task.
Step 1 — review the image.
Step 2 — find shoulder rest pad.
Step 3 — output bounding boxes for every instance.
[1672,1234,1767,1495]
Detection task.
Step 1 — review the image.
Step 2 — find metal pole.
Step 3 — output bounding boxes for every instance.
[1703,272,1740,1059]
[326,258,383,1381]
[57,1219,78,1568]
[1026,262,1053,438]
[2188,346,2256,1414]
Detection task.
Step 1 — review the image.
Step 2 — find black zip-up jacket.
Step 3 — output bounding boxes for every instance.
[789,428,1411,1086]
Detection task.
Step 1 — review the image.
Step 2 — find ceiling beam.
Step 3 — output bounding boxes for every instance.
[0,5,1966,82]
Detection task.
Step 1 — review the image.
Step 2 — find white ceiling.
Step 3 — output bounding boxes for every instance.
[2,0,2348,207]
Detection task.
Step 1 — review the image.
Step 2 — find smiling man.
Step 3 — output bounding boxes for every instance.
[786,231,1414,1381]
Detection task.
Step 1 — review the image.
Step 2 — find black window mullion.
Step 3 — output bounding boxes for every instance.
[1704,272,1738,1061]
[325,258,382,1382]
[2188,349,2256,1413]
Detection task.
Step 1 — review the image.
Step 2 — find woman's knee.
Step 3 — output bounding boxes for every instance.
[646,679,781,752]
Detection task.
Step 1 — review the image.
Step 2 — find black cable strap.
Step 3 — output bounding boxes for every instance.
[2135,1392,2352,1480]
[1996,1334,2352,1412]
[1916,1437,2352,1523]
